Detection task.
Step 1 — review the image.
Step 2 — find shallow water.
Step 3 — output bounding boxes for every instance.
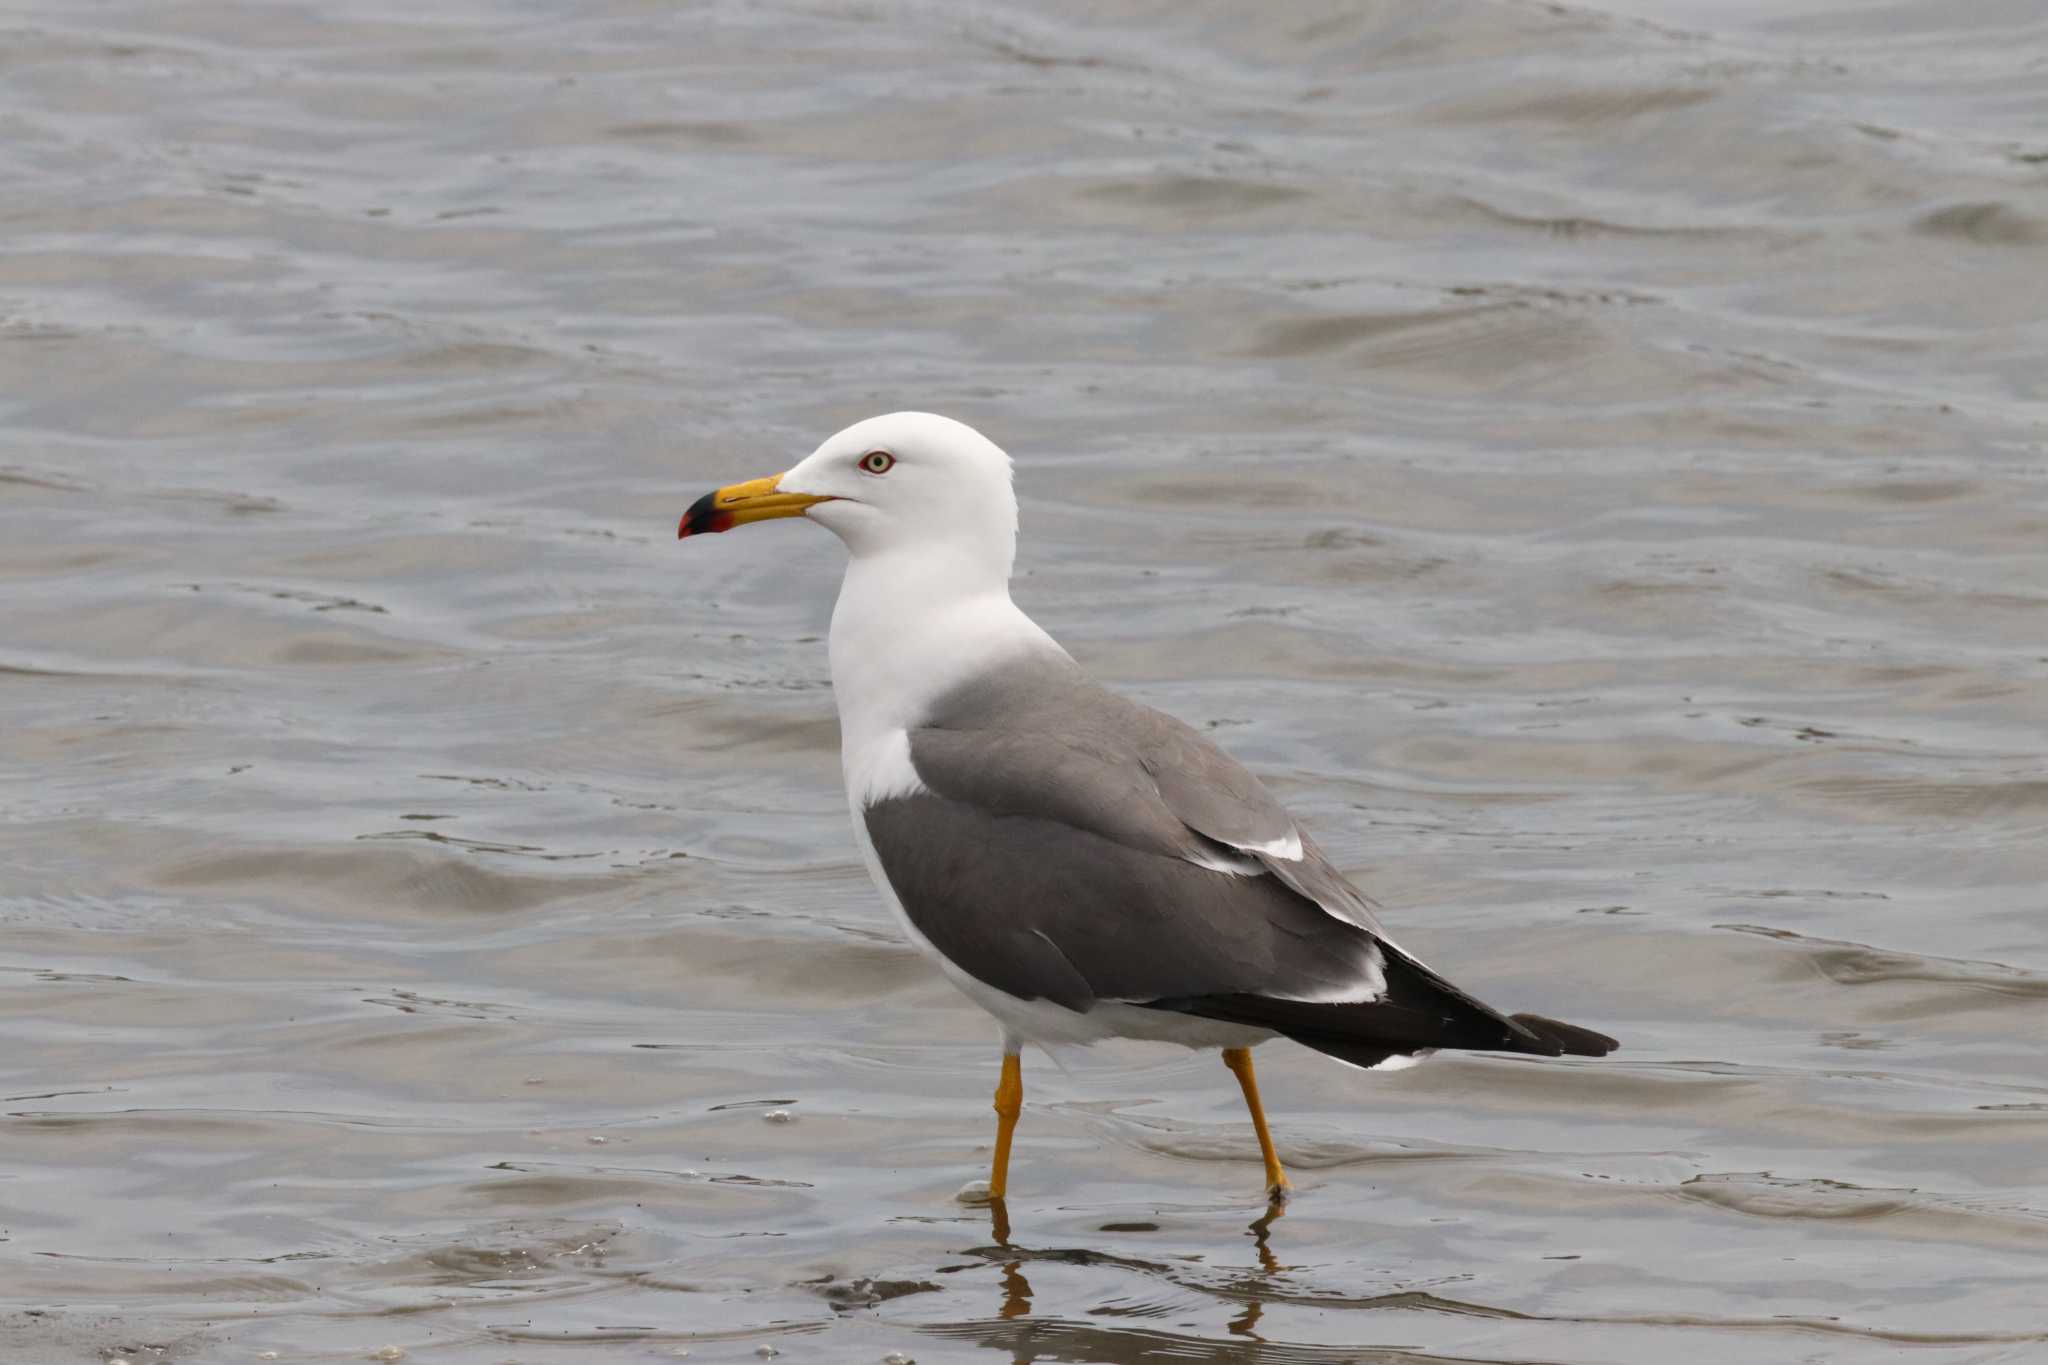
[3,1,2046,1362]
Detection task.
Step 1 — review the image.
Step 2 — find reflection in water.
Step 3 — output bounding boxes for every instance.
[985,1197,1033,1320]
[954,1197,1305,1361]
[1248,1199,1285,1277]
[998,1256,1034,1323]
[1226,1294,1264,1344]
[938,1186,2048,1363]
[1227,1200,1287,1337]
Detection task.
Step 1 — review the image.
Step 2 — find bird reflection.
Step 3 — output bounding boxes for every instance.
[997,1256,1034,1320]
[1248,1196,1284,1275]
[972,1192,1287,1339]
[1227,1197,1286,1337]
[986,1197,1034,1319]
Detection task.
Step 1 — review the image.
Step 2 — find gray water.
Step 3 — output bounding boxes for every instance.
[3,2,2046,1362]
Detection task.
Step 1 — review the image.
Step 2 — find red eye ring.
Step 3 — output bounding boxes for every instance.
[859,450,895,475]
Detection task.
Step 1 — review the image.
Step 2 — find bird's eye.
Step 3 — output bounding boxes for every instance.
[859,450,895,475]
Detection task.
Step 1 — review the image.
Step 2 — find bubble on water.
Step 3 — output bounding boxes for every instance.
[761,1109,794,1124]
[883,1354,916,1364]
[258,1355,281,1362]
[754,1347,780,1359]
[954,1179,993,1205]
[586,1134,608,1144]
[370,1348,407,1363]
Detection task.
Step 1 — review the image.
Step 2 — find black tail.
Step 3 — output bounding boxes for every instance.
[1508,1012,1618,1057]
[1143,946,1617,1069]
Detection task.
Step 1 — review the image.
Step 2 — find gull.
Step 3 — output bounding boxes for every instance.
[679,412,1616,1206]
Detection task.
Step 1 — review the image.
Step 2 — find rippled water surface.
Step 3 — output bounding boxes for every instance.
[4,2,2046,1362]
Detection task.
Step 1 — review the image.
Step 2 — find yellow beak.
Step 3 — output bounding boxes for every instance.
[677,473,833,539]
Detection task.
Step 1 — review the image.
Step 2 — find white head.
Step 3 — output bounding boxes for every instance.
[679,411,1019,583]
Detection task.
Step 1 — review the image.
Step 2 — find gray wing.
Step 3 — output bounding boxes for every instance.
[924,654,1401,935]
[861,658,1388,1012]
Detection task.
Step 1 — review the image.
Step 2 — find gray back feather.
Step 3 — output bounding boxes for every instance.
[862,655,1390,1011]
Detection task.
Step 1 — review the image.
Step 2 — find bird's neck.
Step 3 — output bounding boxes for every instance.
[828,545,1065,768]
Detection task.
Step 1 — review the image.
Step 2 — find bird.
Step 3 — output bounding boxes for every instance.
[678,412,1617,1207]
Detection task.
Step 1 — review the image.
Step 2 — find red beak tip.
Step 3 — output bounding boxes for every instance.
[678,508,733,540]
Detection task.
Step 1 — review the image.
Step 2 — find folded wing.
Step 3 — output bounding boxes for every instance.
[860,657,1616,1065]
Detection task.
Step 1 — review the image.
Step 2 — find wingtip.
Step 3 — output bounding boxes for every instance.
[1509,1012,1619,1057]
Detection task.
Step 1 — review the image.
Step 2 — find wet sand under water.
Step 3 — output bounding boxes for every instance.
[2,1,2046,1362]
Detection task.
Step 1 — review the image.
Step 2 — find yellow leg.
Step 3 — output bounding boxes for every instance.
[1222,1046,1291,1203]
[988,1050,1023,1199]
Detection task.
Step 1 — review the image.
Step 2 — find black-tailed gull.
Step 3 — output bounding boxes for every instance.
[679,412,1617,1207]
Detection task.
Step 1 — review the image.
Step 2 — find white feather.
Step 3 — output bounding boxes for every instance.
[1316,1047,1436,1074]
[1184,845,1263,876]
[1239,830,1303,861]
[1268,941,1388,1005]
[846,727,923,807]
